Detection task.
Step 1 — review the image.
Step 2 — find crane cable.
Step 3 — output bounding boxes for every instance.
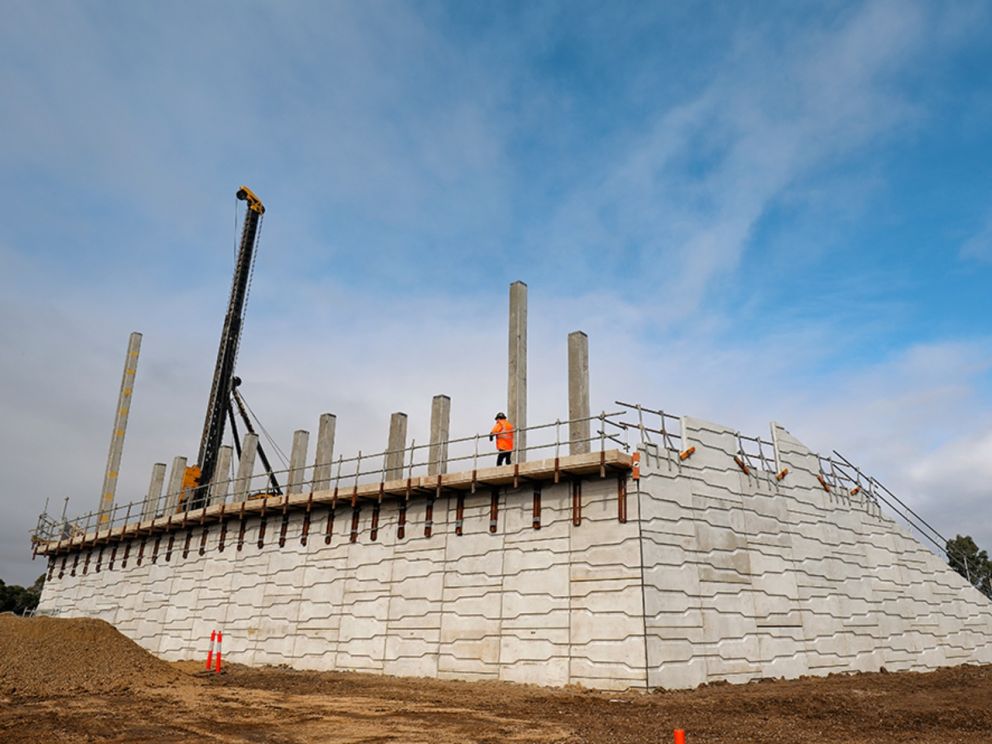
[240,392,290,468]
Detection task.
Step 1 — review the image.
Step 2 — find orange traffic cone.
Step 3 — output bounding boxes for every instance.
[215,630,223,674]
[205,629,216,671]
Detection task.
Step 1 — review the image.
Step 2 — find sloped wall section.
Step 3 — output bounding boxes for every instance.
[38,417,992,690]
[639,417,992,689]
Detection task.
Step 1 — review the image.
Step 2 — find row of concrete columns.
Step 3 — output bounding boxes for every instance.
[136,280,590,519]
[141,397,451,519]
[507,281,592,459]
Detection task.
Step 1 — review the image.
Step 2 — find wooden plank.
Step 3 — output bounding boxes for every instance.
[37,450,632,554]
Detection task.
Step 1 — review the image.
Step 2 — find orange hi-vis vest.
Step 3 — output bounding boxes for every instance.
[491,420,514,451]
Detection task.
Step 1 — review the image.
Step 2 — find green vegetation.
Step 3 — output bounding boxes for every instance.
[0,574,45,615]
[946,535,992,600]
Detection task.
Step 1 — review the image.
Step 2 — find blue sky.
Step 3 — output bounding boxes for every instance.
[1,0,990,584]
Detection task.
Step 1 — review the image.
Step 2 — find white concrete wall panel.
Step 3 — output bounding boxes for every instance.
[37,416,992,690]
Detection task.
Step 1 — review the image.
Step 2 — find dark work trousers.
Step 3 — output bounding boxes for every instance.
[496,451,512,466]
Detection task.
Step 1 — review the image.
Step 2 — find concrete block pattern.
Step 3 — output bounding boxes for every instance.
[39,417,992,691]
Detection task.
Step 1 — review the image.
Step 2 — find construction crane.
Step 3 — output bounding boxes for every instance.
[183,186,279,509]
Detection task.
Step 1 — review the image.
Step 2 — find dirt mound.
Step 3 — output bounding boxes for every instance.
[0,614,191,698]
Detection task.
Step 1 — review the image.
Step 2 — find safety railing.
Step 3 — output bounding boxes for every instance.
[612,401,986,593]
[31,411,629,547]
[30,401,988,596]
[818,450,987,591]
[816,453,882,507]
[613,401,683,452]
[736,432,778,474]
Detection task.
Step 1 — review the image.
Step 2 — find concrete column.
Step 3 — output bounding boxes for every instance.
[141,462,167,522]
[98,331,142,524]
[428,395,451,476]
[287,429,310,495]
[208,445,234,505]
[568,331,591,455]
[234,433,259,502]
[163,455,187,513]
[385,412,408,481]
[313,413,337,492]
[508,281,527,461]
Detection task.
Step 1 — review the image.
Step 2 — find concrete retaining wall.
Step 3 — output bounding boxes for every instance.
[638,417,992,689]
[38,418,992,690]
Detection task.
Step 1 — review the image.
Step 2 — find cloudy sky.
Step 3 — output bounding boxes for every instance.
[1,1,990,585]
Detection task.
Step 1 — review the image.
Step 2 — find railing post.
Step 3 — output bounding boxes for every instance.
[352,450,362,502]
[599,411,607,477]
[406,438,417,479]
[472,434,479,493]
[333,455,343,499]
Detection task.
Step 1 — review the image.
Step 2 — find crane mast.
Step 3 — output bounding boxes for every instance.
[187,186,264,507]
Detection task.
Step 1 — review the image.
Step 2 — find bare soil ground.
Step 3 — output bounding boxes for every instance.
[2,616,991,743]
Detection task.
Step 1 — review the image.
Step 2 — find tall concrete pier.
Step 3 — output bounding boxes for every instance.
[428,395,451,476]
[98,332,142,524]
[568,331,590,454]
[313,414,337,492]
[209,445,234,504]
[507,281,527,461]
[386,412,408,480]
[141,463,166,522]
[287,430,310,495]
[234,433,259,501]
[164,456,187,513]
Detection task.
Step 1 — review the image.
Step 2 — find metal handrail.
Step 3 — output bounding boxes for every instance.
[32,410,627,544]
[614,401,683,452]
[31,401,988,594]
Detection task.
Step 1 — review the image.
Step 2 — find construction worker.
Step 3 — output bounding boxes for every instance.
[490,412,514,466]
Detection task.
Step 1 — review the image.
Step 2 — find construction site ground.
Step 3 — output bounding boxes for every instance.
[2,616,991,743]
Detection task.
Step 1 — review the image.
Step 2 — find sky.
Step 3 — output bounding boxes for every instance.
[1,0,990,585]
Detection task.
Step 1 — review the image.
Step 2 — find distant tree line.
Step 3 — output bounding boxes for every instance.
[0,574,44,615]
[946,535,992,600]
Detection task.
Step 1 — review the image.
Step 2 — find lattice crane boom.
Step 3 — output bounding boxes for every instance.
[186,186,265,507]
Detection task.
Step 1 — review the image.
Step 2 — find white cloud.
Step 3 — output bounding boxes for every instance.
[961,214,992,263]
[3,239,991,584]
[2,1,991,588]
[533,0,939,314]
[909,431,992,516]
